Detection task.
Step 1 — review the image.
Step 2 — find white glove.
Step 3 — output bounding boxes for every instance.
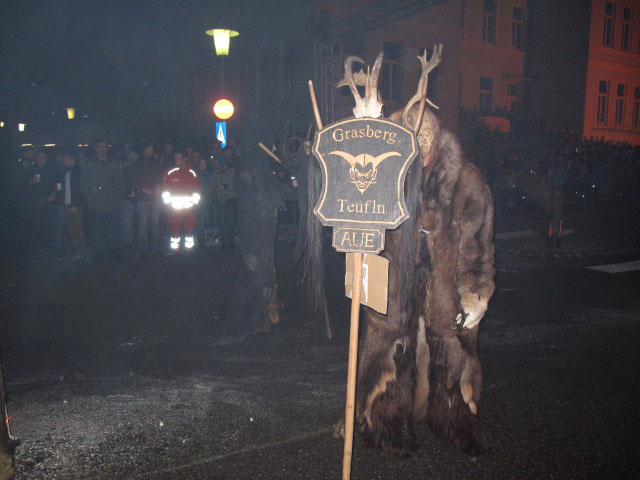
[459,293,488,329]
[193,193,201,205]
[162,191,171,204]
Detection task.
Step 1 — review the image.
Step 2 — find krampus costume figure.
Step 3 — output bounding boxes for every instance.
[307,48,495,457]
[213,142,285,345]
[279,123,311,262]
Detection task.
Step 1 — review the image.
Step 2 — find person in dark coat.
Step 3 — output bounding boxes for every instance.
[213,140,285,345]
[50,151,87,259]
[79,139,125,261]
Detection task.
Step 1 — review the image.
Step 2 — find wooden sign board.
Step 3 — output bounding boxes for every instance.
[312,117,418,253]
[345,253,389,314]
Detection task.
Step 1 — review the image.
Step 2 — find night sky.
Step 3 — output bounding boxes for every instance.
[0,0,295,142]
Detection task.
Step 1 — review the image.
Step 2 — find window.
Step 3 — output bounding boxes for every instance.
[339,36,365,98]
[603,2,615,47]
[615,83,626,125]
[419,47,439,104]
[633,86,640,127]
[342,36,365,57]
[482,0,496,44]
[622,7,632,51]
[380,41,402,102]
[479,76,493,111]
[511,6,524,50]
[506,82,517,113]
[597,80,609,123]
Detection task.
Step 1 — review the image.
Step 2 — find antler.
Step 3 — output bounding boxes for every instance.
[402,44,443,127]
[335,51,384,118]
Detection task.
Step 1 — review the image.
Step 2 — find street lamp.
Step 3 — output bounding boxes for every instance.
[18,123,26,132]
[66,108,76,120]
[204,29,239,56]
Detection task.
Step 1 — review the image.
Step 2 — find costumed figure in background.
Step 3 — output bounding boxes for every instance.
[162,149,200,252]
[307,48,496,457]
[213,129,286,345]
[278,123,313,262]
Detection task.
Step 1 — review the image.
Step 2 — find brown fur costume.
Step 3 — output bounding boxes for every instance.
[351,106,495,457]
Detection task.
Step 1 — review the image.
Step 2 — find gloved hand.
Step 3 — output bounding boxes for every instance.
[459,292,488,329]
[162,191,171,204]
[193,193,201,205]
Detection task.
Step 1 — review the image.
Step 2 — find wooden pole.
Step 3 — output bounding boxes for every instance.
[342,252,363,480]
[308,78,334,341]
[322,294,332,339]
[258,142,282,164]
[308,80,324,129]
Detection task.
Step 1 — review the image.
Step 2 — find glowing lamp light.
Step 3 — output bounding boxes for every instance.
[66,108,76,120]
[213,99,234,119]
[18,123,26,132]
[0,122,4,127]
[205,29,238,56]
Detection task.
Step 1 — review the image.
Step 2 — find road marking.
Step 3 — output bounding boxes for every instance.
[495,229,536,240]
[586,260,640,273]
[146,427,333,476]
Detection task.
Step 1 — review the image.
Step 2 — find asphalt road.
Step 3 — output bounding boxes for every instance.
[1,237,640,479]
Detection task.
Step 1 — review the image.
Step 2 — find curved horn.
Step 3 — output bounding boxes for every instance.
[328,150,358,169]
[336,56,365,106]
[367,51,384,102]
[368,151,401,169]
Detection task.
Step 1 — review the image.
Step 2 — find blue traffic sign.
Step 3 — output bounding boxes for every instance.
[216,121,227,148]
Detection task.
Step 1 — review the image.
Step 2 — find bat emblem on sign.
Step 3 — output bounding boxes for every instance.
[328,151,401,194]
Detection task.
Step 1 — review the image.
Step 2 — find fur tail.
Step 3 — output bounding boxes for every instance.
[426,336,493,455]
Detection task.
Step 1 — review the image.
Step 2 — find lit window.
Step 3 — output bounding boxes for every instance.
[622,7,632,51]
[597,80,609,124]
[482,0,496,44]
[615,83,626,125]
[506,83,517,113]
[603,2,615,47]
[511,6,524,50]
[632,86,640,127]
[479,77,493,112]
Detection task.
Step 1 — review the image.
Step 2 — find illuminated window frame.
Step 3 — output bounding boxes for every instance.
[511,6,524,50]
[603,2,615,48]
[632,86,640,127]
[621,7,632,51]
[479,76,493,112]
[615,83,626,125]
[482,0,496,44]
[597,80,609,124]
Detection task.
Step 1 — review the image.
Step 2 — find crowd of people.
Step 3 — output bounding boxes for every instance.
[14,138,246,261]
[458,110,640,215]
[11,111,640,261]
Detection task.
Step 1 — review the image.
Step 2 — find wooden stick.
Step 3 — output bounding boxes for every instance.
[307,123,314,140]
[308,79,334,340]
[258,142,282,164]
[308,80,323,130]
[322,294,332,339]
[342,252,363,480]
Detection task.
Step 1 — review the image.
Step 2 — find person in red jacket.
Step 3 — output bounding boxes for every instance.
[162,149,200,251]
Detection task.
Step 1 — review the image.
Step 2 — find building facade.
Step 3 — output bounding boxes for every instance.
[528,0,640,145]
[311,0,529,133]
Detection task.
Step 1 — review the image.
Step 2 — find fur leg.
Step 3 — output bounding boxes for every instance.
[365,340,417,457]
[353,313,417,457]
[426,335,492,455]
